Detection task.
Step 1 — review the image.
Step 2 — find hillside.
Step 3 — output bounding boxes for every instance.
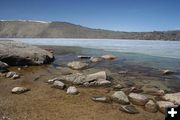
[0,20,180,40]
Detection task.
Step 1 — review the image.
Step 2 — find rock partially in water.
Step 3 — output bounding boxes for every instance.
[119,105,139,114]
[0,61,9,73]
[0,41,54,66]
[67,61,88,70]
[90,57,103,63]
[11,87,30,94]
[157,101,176,113]
[162,92,180,105]
[52,81,66,89]
[67,86,79,95]
[162,69,174,75]
[142,85,164,96]
[111,91,130,104]
[101,54,116,60]
[77,55,91,59]
[86,71,106,82]
[91,96,111,103]
[145,100,158,113]
[128,93,148,106]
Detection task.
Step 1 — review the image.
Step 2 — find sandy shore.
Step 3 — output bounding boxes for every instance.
[0,45,167,120]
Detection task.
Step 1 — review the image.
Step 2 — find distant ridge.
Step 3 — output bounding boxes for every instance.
[0,20,180,40]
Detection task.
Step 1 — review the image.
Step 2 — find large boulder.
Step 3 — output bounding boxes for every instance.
[128,93,148,106]
[162,92,180,105]
[0,41,54,66]
[111,91,130,104]
[67,61,88,70]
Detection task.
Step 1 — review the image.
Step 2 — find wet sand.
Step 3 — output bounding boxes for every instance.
[0,45,170,120]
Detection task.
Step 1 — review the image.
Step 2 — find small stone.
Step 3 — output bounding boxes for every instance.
[17,67,21,71]
[111,91,130,104]
[67,61,88,70]
[145,100,158,113]
[101,54,116,60]
[128,93,149,106]
[11,87,30,94]
[67,86,79,95]
[91,96,111,103]
[11,74,20,79]
[90,57,103,62]
[52,81,66,89]
[77,55,91,59]
[118,70,128,74]
[6,72,16,78]
[97,79,111,86]
[47,77,61,84]
[162,69,174,75]
[113,84,124,90]
[119,105,139,114]
[157,101,176,113]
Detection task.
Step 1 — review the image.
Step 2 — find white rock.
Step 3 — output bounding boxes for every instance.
[11,87,30,94]
[111,91,130,104]
[86,71,106,82]
[52,81,65,89]
[128,93,148,106]
[67,86,79,95]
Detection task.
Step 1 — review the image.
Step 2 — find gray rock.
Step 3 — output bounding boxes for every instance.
[0,61,9,73]
[111,91,130,104]
[52,81,66,89]
[90,57,103,62]
[145,100,158,113]
[96,79,111,86]
[162,92,180,105]
[11,87,30,94]
[113,84,124,90]
[128,93,148,106]
[119,105,139,114]
[47,77,61,84]
[86,71,106,82]
[67,86,79,95]
[0,41,54,66]
[92,96,111,103]
[142,85,164,96]
[6,71,20,79]
[67,61,88,70]
[157,101,176,113]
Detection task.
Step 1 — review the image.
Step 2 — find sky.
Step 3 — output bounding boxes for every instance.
[0,0,180,32]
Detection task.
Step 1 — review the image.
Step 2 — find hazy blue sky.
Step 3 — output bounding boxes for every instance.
[0,0,180,31]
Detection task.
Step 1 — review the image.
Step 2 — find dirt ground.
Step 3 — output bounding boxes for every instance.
[0,46,165,120]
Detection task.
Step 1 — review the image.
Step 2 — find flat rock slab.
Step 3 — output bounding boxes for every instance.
[0,41,54,66]
[92,96,111,103]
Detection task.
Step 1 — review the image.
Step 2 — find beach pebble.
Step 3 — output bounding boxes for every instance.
[128,93,148,106]
[91,96,111,103]
[11,74,20,79]
[11,87,30,94]
[67,61,88,70]
[101,54,116,60]
[67,86,79,95]
[111,91,130,104]
[157,101,176,113]
[162,92,180,105]
[52,81,66,89]
[145,100,158,113]
[47,77,61,84]
[119,105,139,114]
